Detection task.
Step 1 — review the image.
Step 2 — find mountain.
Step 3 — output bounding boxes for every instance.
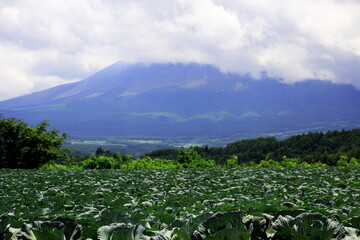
[1,62,360,138]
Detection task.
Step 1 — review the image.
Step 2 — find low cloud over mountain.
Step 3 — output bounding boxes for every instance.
[1,0,360,100]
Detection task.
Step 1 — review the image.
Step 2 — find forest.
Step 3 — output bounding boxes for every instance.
[147,129,360,166]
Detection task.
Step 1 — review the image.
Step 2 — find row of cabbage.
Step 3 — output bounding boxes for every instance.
[1,211,360,239]
[0,167,359,239]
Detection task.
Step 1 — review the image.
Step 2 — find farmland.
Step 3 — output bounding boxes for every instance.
[1,167,360,239]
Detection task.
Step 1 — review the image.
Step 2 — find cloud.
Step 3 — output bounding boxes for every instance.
[0,0,360,100]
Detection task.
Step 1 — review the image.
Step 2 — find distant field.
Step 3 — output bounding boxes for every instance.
[65,127,331,156]
[1,167,359,239]
[65,136,225,156]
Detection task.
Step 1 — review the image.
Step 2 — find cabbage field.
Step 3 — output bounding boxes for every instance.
[1,167,360,239]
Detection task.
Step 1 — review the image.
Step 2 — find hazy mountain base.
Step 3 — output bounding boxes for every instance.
[1,63,360,140]
[65,123,360,156]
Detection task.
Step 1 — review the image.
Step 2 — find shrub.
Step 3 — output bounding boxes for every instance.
[187,157,218,169]
[257,159,282,168]
[310,162,328,167]
[240,161,257,168]
[177,148,217,169]
[121,156,179,169]
[81,155,121,169]
[337,156,360,167]
[281,157,304,167]
[40,162,82,170]
[224,155,239,168]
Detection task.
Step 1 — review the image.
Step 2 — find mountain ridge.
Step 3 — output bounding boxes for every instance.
[1,62,360,138]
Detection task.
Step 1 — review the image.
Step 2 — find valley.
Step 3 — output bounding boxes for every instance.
[65,123,360,156]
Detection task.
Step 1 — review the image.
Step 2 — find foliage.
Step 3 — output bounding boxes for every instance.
[38,145,360,170]
[0,167,359,239]
[337,156,360,167]
[273,213,346,240]
[256,154,281,168]
[121,156,180,169]
[0,218,82,240]
[146,148,179,161]
[224,155,239,168]
[95,147,123,160]
[147,129,360,166]
[81,155,122,169]
[279,157,328,168]
[120,149,217,169]
[281,157,308,167]
[42,146,337,170]
[256,156,328,168]
[97,223,145,240]
[240,161,257,168]
[0,116,67,168]
[309,162,328,167]
[39,162,82,170]
[257,159,282,168]
[74,148,215,170]
[177,148,217,169]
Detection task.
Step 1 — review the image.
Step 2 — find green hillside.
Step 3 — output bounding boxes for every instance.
[147,129,360,166]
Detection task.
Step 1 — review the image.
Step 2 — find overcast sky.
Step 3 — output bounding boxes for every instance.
[1,0,360,101]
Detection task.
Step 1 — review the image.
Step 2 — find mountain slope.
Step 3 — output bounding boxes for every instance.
[1,62,360,137]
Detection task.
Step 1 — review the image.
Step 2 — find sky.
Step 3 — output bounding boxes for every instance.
[1,0,360,101]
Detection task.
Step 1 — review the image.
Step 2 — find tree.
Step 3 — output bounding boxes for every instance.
[224,155,238,168]
[177,148,217,168]
[0,116,67,168]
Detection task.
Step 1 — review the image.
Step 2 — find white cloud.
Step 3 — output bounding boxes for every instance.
[0,0,360,100]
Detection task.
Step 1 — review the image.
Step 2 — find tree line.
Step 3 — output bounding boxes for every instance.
[1,115,360,169]
[147,129,360,166]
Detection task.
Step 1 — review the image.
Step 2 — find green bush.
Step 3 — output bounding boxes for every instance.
[309,162,328,167]
[121,156,179,169]
[40,162,82,170]
[349,157,360,166]
[239,161,257,168]
[337,156,360,167]
[255,156,328,168]
[81,155,121,169]
[177,148,217,169]
[281,157,305,167]
[224,155,239,168]
[257,159,282,168]
[187,157,218,169]
[280,156,327,167]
